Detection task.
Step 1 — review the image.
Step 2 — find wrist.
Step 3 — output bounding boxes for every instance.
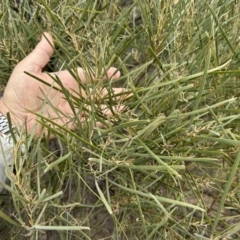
[0,97,17,134]
[0,97,8,118]
[0,98,25,150]
[0,97,44,137]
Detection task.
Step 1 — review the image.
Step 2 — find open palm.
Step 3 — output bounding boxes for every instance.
[0,33,124,136]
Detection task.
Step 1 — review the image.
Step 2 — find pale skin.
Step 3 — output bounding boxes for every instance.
[0,32,125,136]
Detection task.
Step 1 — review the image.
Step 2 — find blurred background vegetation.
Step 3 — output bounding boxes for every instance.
[1,0,240,239]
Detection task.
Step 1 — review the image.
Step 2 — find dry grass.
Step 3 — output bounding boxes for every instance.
[1,0,240,239]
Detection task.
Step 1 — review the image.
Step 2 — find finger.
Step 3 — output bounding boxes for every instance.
[87,88,132,103]
[47,104,124,133]
[84,67,121,82]
[101,88,132,100]
[32,103,125,137]
[105,67,121,80]
[48,67,121,97]
[79,103,125,117]
[50,68,86,86]
[100,105,125,116]
[17,32,54,73]
[81,107,125,129]
[53,67,120,84]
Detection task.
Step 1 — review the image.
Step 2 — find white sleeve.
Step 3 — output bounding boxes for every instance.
[0,135,14,192]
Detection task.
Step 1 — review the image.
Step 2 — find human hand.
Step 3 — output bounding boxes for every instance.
[0,32,124,136]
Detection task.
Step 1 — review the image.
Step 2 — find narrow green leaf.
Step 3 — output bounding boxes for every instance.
[95,179,113,215]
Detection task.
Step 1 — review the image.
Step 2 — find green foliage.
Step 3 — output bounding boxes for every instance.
[1,0,240,239]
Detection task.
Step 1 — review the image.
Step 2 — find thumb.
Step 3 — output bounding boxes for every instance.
[17,32,54,73]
